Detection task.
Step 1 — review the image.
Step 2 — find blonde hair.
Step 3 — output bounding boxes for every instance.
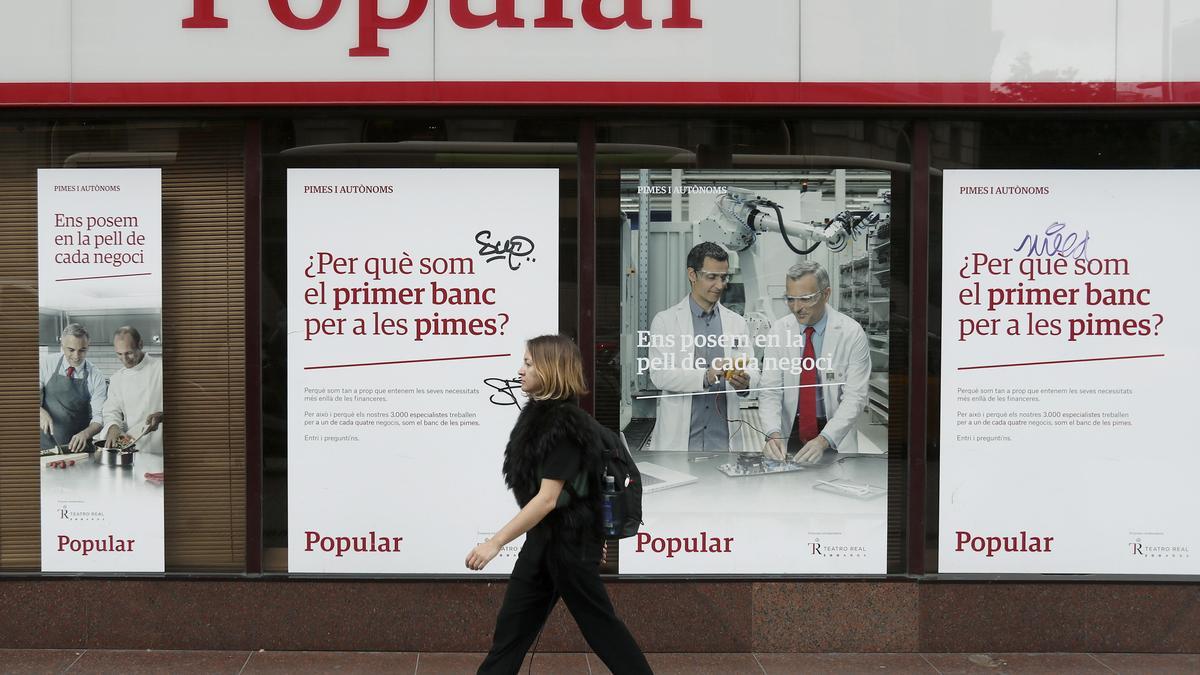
[526,334,589,401]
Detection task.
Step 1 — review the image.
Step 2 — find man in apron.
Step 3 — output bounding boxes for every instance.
[39,323,108,453]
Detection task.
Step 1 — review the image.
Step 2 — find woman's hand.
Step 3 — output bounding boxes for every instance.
[465,479,561,571]
[465,541,501,571]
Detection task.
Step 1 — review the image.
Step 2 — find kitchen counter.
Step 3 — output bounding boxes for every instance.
[41,450,164,503]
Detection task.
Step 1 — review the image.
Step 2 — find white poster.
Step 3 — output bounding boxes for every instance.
[287,168,559,573]
[38,168,165,573]
[940,170,1200,574]
[615,169,891,574]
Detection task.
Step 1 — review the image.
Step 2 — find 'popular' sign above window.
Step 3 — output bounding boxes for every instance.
[184,1,704,57]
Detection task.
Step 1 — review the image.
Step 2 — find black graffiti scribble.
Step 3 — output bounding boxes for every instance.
[475,230,536,271]
[485,377,524,407]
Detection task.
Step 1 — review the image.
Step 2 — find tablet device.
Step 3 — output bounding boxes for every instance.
[636,462,700,493]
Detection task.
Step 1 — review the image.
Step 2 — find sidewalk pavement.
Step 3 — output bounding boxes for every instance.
[2,650,1198,674]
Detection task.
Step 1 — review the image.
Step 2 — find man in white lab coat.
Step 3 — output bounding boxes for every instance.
[759,261,870,462]
[647,242,758,452]
[103,326,164,455]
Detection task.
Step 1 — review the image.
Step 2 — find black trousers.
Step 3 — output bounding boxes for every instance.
[478,533,652,675]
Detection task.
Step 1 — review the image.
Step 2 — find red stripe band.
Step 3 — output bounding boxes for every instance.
[55,272,153,282]
[3,81,1200,107]
[958,354,1165,371]
[304,353,511,371]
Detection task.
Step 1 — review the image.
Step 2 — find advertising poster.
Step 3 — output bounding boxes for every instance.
[37,168,164,573]
[616,169,891,573]
[287,169,559,573]
[940,170,1200,574]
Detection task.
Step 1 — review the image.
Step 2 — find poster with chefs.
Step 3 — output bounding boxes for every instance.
[940,169,1200,574]
[37,169,164,573]
[287,169,559,573]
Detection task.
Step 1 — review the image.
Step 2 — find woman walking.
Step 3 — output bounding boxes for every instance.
[466,334,652,675]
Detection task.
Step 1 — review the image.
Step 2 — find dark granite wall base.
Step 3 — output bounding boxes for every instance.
[919,582,1200,654]
[1,579,1197,653]
[753,581,919,652]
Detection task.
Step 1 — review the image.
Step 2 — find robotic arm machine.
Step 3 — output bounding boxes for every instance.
[693,187,889,369]
[622,182,890,426]
[695,187,880,256]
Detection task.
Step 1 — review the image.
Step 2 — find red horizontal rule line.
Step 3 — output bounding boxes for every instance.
[55,272,153,282]
[958,354,1166,371]
[3,81,1200,106]
[304,353,511,371]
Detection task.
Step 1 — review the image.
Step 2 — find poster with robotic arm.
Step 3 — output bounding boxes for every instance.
[616,169,892,574]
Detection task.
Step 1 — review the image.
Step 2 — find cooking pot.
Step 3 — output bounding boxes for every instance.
[92,440,137,467]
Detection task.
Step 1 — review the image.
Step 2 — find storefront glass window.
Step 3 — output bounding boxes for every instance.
[0,118,247,573]
[929,118,1199,575]
[259,113,579,572]
[596,117,911,575]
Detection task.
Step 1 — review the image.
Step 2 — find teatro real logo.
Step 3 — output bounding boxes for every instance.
[58,506,105,521]
[1128,534,1190,559]
[806,534,867,559]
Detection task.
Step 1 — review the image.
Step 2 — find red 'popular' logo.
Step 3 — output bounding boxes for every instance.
[184,1,704,58]
[635,531,732,558]
[305,530,403,557]
[955,530,1054,557]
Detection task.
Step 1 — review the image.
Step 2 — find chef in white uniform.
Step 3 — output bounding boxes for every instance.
[103,326,164,455]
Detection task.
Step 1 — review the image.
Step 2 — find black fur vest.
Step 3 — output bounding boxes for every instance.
[502,398,604,540]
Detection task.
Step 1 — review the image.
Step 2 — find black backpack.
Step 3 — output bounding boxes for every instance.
[593,422,643,539]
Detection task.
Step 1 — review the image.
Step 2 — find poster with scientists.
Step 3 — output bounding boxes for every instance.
[615,169,892,573]
[940,169,1200,574]
[287,168,559,573]
[37,168,165,573]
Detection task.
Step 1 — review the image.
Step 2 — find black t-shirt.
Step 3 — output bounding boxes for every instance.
[541,442,582,485]
[526,442,590,547]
